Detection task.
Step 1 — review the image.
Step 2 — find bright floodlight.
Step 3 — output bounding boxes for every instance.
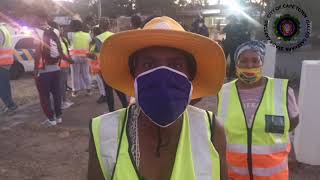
[225,0,261,27]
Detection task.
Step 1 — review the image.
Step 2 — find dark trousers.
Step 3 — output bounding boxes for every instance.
[103,80,128,112]
[0,67,16,109]
[36,70,62,120]
[60,68,69,101]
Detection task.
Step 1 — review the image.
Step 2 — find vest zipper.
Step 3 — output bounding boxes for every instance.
[235,78,268,180]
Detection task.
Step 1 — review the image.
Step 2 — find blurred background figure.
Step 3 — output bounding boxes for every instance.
[191,16,209,37]
[0,22,18,116]
[238,18,251,44]
[130,14,142,29]
[48,21,75,110]
[88,26,106,104]
[31,11,64,126]
[83,16,95,33]
[222,15,243,80]
[90,19,128,111]
[67,20,92,97]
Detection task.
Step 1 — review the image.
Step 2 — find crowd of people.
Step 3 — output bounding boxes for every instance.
[0,11,300,180]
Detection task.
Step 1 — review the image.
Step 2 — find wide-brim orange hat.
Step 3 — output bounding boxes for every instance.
[100,16,226,99]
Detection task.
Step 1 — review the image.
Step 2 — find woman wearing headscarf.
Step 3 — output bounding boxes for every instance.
[217,40,299,180]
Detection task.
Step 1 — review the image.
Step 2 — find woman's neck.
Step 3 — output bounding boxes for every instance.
[237,77,266,90]
[138,111,183,157]
[138,111,183,131]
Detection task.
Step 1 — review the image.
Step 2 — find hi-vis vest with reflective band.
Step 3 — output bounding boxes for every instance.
[217,77,290,180]
[96,31,113,45]
[59,38,70,68]
[89,45,100,74]
[69,31,91,56]
[91,105,220,180]
[0,25,14,66]
[93,31,114,56]
[89,32,113,74]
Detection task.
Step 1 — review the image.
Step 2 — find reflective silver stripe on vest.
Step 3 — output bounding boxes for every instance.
[229,158,288,176]
[274,79,285,115]
[227,143,290,154]
[219,82,233,124]
[188,106,214,180]
[0,54,13,59]
[99,111,121,178]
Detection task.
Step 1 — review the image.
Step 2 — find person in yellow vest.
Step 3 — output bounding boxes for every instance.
[130,14,142,29]
[217,40,300,180]
[88,26,106,104]
[67,20,92,97]
[0,23,18,115]
[59,32,74,109]
[48,21,74,110]
[88,16,228,180]
[92,19,128,111]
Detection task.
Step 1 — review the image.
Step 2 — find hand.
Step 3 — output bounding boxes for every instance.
[67,59,74,64]
[87,53,97,60]
[33,69,39,78]
[63,55,74,64]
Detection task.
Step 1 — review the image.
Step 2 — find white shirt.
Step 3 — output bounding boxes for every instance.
[33,27,60,73]
[33,27,60,58]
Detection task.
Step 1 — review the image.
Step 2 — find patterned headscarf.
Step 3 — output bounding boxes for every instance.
[234,40,266,64]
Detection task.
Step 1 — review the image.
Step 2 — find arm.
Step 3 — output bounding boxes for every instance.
[289,116,299,132]
[33,39,42,76]
[95,39,103,53]
[88,122,105,180]
[211,117,228,180]
[287,87,300,132]
[87,38,101,60]
[67,32,72,43]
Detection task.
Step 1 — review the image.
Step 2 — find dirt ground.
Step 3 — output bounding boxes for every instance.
[0,74,319,180]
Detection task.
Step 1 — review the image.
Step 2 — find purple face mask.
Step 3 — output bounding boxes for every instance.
[134,66,193,127]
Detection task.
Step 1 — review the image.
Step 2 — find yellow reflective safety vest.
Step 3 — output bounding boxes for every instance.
[0,24,14,66]
[59,38,70,68]
[217,77,290,180]
[91,31,113,56]
[69,31,91,56]
[96,31,113,44]
[61,38,69,56]
[91,105,221,180]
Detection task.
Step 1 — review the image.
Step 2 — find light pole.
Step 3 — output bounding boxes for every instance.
[98,0,102,18]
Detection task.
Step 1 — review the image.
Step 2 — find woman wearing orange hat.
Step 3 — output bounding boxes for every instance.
[88,16,228,180]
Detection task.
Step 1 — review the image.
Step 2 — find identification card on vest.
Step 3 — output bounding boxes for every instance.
[265,115,285,134]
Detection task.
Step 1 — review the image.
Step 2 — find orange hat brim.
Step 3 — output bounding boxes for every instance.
[100,29,226,99]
